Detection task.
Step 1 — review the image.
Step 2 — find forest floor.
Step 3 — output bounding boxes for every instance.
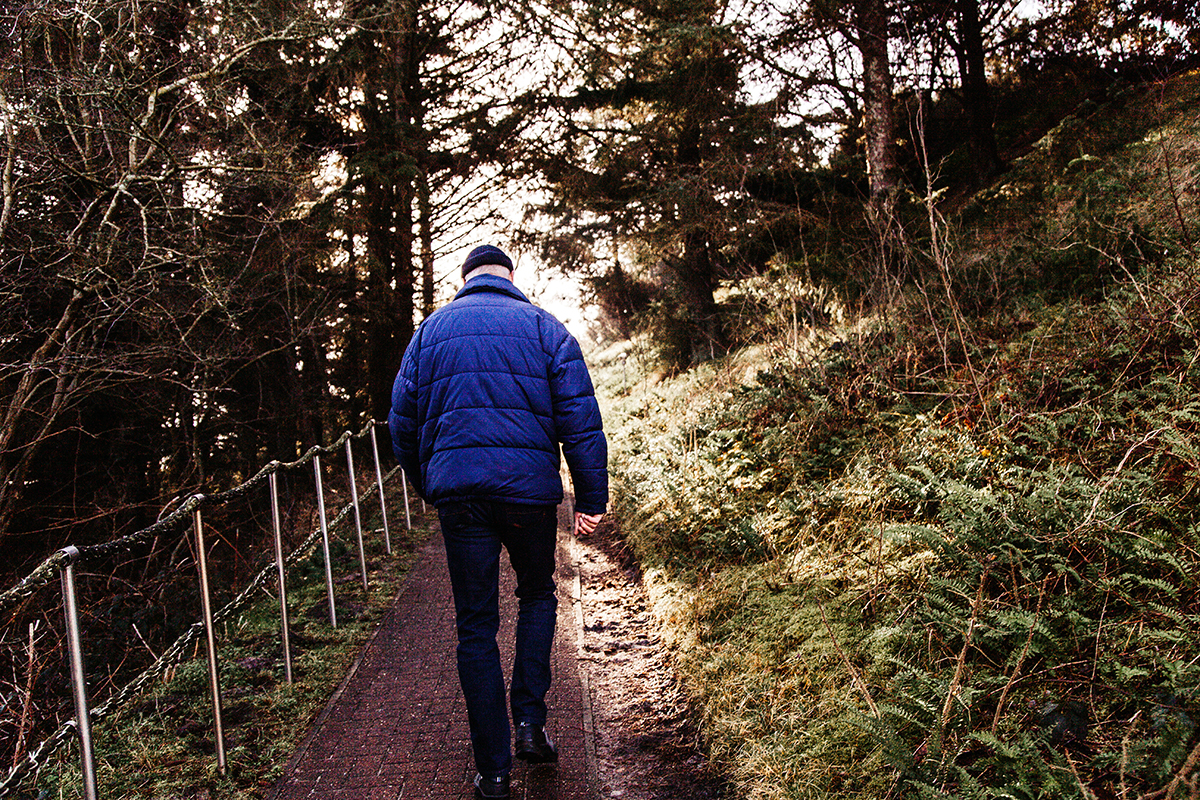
[574,518,724,799]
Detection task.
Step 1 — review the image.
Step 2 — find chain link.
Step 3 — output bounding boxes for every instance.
[0,423,373,618]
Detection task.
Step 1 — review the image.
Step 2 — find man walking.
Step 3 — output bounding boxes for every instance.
[389,244,608,800]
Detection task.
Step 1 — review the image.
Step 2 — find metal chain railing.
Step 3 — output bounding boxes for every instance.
[0,420,412,798]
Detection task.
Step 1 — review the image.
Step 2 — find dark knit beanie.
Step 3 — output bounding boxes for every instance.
[462,244,514,279]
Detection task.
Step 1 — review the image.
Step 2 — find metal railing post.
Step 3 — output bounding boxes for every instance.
[345,437,368,594]
[369,423,392,554]
[313,455,338,628]
[192,505,227,774]
[59,546,98,800]
[402,470,413,530]
[269,471,293,684]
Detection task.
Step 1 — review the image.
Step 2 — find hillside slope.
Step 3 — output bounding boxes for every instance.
[593,70,1200,799]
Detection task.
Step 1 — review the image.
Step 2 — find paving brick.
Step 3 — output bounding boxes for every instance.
[270,513,599,800]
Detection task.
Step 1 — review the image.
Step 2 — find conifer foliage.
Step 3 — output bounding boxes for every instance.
[3,11,1200,797]
[525,0,805,368]
[0,0,540,563]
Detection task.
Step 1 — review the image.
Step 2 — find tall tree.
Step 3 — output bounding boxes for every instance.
[853,0,902,217]
[316,0,543,421]
[899,0,1012,186]
[787,0,902,287]
[0,0,339,550]
[951,0,1005,184]
[529,0,794,365]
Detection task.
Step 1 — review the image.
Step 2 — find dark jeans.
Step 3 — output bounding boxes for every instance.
[438,500,559,779]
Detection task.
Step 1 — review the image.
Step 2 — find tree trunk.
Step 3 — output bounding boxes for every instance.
[955,0,1003,186]
[363,175,412,424]
[418,162,435,320]
[676,230,721,365]
[857,0,898,218]
[856,0,902,289]
[359,0,422,424]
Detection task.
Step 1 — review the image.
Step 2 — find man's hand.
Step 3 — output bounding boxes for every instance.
[574,512,604,536]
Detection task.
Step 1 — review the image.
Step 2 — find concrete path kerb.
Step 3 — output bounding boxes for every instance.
[269,505,599,800]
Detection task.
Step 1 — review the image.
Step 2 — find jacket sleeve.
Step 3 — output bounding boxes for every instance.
[548,326,608,515]
[388,336,426,500]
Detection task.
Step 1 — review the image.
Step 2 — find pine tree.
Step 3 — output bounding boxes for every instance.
[530,0,794,366]
[0,0,340,551]
[315,0,542,420]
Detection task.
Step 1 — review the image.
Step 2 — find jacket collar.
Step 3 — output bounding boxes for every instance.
[454,273,532,304]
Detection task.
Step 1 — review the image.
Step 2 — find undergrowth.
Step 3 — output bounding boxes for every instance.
[597,70,1200,799]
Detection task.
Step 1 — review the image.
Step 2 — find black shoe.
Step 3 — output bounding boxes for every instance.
[515,721,558,763]
[474,772,510,799]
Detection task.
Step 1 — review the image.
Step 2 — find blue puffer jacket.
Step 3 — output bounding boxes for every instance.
[388,274,608,515]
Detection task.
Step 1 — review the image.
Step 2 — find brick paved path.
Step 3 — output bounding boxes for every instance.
[270,506,596,800]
